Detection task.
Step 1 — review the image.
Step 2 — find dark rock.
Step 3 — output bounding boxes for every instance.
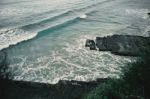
[96,37,107,51]
[148,13,150,17]
[0,51,10,79]
[85,39,96,50]
[0,51,5,65]
[0,78,107,99]
[86,35,150,56]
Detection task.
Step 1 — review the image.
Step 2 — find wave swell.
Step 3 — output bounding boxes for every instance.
[0,28,37,50]
[0,0,118,50]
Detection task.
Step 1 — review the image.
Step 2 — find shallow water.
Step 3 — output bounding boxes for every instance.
[0,0,150,83]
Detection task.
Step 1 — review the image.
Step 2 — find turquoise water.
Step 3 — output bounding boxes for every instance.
[0,0,150,83]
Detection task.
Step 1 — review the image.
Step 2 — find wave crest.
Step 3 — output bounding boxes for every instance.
[0,28,37,50]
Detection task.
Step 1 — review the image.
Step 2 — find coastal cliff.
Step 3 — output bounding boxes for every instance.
[85,35,150,56]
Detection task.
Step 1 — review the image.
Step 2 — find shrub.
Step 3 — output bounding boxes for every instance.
[85,48,150,99]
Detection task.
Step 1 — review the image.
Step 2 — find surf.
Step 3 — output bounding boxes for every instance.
[0,0,120,51]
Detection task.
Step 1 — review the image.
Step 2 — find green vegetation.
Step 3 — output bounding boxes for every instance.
[85,50,150,99]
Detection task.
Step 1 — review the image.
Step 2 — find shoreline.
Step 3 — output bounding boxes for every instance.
[0,78,107,99]
[1,34,150,99]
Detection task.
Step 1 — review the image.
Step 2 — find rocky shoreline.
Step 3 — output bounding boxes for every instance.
[0,49,107,99]
[86,35,150,56]
[0,78,107,99]
[1,34,150,99]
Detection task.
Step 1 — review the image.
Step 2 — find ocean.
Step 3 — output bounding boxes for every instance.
[0,0,150,84]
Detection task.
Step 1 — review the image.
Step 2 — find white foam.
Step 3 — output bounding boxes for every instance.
[6,33,133,84]
[0,28,37,50]
[143,26,150,37]
[79,14,87,19]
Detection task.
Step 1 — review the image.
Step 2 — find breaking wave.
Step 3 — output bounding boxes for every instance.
[0,0,118,51]
[0,28,37,50]
[1,0,149,84]
[8,34,133,84]
[0,10,94,50]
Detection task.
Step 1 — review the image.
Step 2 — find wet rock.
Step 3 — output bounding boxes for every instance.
[85,39,96,50]
[1,78,107,99]
[96,37,107,51]
[0,51,5,65]
[148,12,150,17]
[86,35,150,56]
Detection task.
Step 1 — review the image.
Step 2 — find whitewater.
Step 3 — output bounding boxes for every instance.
[0,0,150,84]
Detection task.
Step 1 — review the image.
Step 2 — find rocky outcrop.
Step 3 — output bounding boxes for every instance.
[85,35,150,56]
[0,51,10,79]
[0,51,5,66]
[0,78,107,99]
[85,39,96,50]
[0,50,107,99]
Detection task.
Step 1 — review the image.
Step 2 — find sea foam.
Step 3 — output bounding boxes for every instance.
[0,28,37,50]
